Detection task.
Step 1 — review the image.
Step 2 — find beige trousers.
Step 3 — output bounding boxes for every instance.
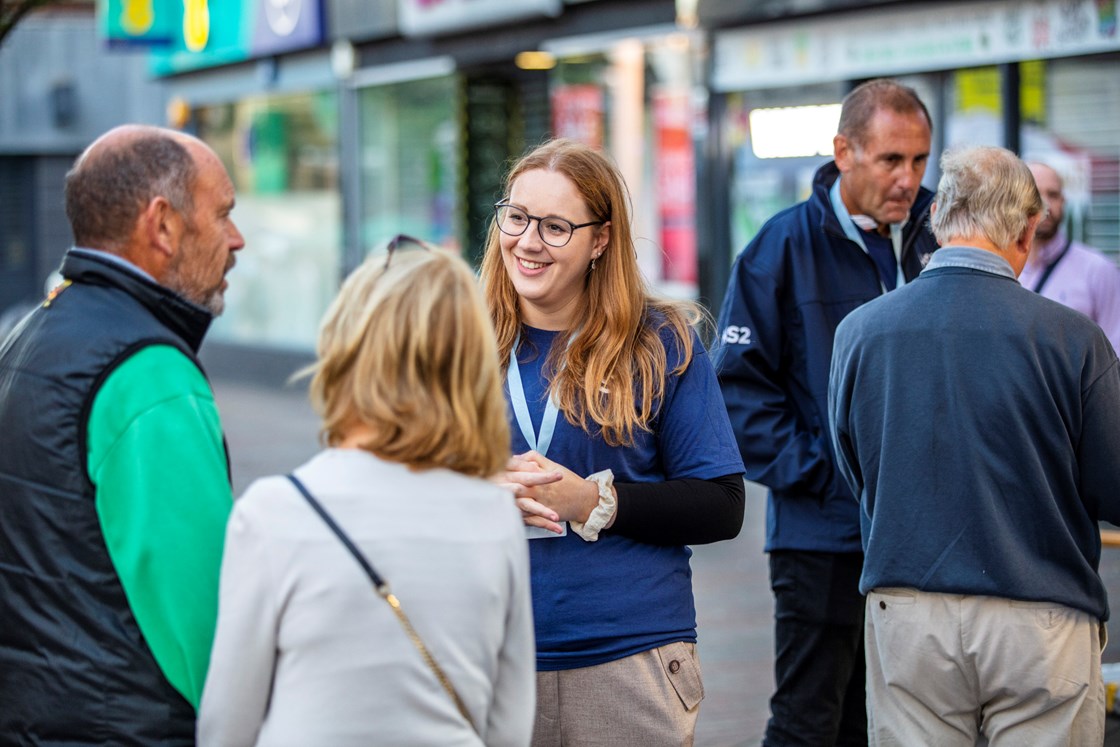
[532,641,703,747]
[865,588,1105,747]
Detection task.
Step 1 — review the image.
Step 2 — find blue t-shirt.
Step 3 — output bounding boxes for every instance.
[509,322,744,670]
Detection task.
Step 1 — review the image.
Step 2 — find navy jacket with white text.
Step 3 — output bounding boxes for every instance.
[712,160,938,553]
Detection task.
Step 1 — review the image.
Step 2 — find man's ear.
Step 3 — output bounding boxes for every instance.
[147,197,182,257]
[1007,212,1042,277]
[834,134,853,173]
[132,196,182,280]
[1018,212,1042,255]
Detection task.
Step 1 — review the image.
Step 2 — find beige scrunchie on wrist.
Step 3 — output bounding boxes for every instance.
[571,469,617,542]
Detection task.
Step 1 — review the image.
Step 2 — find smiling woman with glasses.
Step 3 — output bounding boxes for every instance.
[480,138,746,746]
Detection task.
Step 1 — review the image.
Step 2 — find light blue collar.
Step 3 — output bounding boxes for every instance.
[829,177,907,292]
[71,247,156,282]
[922,246,1016,279]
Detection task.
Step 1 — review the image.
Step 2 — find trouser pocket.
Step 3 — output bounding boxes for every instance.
[657,641,704,710]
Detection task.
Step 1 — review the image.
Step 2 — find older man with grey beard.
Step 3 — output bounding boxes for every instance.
[0,125,245,745]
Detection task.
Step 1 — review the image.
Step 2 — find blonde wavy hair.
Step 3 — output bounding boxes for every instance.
[480,139,704,447]
[308,240,510,477]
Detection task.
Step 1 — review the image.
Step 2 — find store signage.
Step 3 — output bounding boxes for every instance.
[696,0,898,27]
[328,0,397,42]
[398,0,561,38]
[146,0,325,74]
[712,0,1120,91]
[99,0,176,47]
[253,0,323,55]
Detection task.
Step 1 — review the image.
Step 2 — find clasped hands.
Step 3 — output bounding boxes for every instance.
[494,451,601,535]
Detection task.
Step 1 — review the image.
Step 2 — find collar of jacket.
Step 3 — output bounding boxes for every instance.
[60,249,213,353]
[811,160,935,248]
[922,245,1016,279]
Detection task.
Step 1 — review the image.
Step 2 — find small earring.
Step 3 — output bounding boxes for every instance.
[590,257,597,271]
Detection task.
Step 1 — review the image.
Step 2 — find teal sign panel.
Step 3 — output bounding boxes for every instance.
[99,0,177,47]
[145,0,324,75]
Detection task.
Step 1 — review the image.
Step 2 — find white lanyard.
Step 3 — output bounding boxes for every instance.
[508,334,569,538]
[507,336,561,458]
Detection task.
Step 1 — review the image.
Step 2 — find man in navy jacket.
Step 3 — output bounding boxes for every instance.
[713,79,938,746]
[829,145,1120,745]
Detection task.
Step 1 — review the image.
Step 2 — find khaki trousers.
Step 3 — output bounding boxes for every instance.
[532,641,703,746]
[865,588,1105,747]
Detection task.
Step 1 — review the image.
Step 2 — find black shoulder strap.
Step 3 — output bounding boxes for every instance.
[1031,236,1074,294]
[283,473,479,735]
[286,473,386,589]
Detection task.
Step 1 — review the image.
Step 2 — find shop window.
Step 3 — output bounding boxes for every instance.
[748,104,840,160]
[357,75,461,255]
[1024,55,1120,255]
[945,66,1005,148]
[722,83,846,255]
[549,33,704,297]
[194,90,341,351]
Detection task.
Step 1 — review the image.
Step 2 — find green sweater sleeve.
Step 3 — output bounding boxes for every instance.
[86,344,232,709]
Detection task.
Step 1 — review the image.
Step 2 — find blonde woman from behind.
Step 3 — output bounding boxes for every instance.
[199,237,535,747]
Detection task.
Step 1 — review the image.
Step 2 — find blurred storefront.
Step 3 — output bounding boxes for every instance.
[124,0,705,362]
[0,4,167,323]
[128,0,341,355]
[60,0,1120,365]
[700,0,1120,310]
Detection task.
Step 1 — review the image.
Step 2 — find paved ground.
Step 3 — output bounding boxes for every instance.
[212,376,1120,747]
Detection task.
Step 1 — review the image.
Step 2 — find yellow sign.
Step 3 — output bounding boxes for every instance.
[99,0,174,46]
[183,0,210,52]
[120,0,154,34]
[954,62,1045,123]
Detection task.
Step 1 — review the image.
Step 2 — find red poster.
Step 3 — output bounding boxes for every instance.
[653,90,697,285]
[551,84,604,149]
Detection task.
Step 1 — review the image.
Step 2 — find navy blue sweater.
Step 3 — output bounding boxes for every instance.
[829,248,1120,620]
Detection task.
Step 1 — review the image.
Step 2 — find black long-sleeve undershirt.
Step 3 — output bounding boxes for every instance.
[607,473,745,546]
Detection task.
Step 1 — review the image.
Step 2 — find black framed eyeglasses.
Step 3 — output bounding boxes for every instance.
[493,203,605,248]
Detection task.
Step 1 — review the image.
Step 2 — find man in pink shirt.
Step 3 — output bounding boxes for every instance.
[1021,161,1120,354]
